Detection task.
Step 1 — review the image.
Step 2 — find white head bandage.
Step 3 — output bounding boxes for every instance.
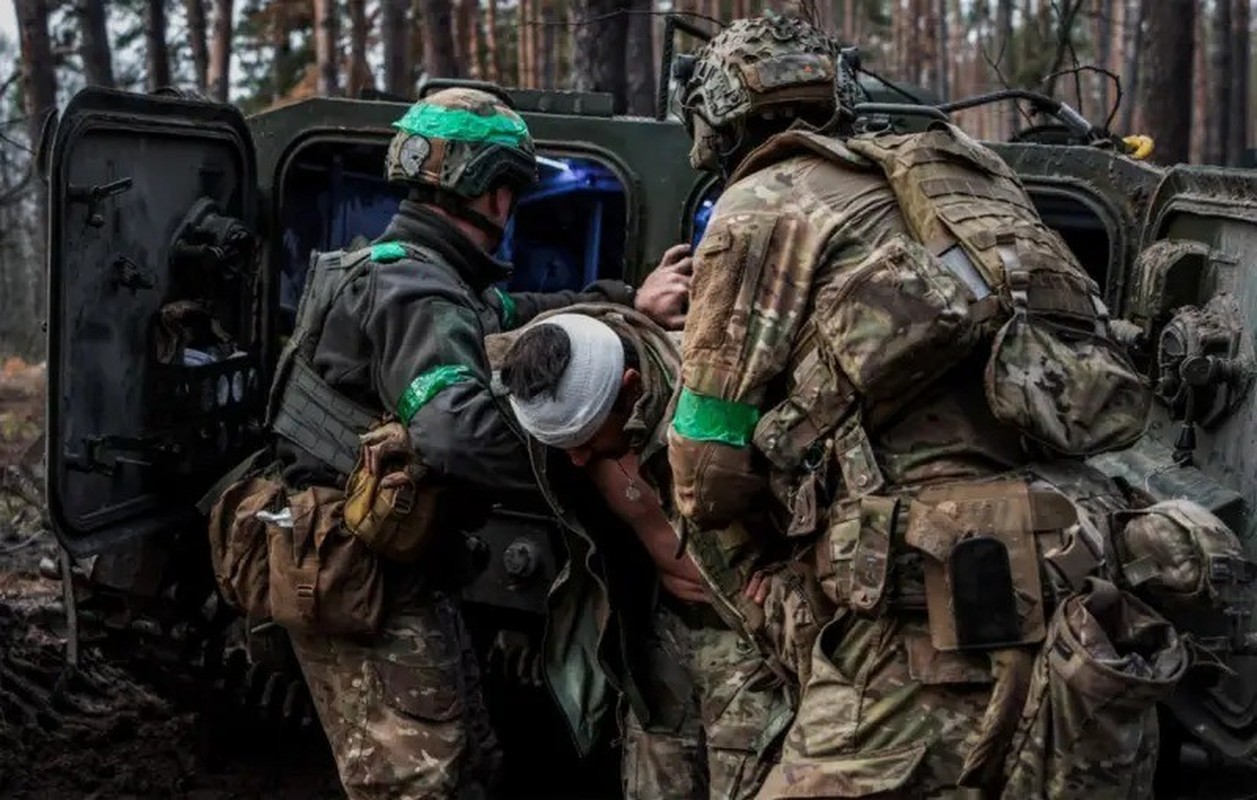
[507,314,625,449]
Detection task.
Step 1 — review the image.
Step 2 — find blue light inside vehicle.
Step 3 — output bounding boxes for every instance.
[692,196,716,248]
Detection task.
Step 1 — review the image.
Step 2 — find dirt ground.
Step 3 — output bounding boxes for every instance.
[0,359,342,799]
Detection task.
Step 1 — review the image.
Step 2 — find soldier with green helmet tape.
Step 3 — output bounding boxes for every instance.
[209,86,693,799]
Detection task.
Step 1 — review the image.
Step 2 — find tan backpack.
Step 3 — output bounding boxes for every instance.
[844,124,1151,457]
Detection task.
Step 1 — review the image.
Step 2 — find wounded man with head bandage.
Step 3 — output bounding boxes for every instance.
[492,303,793,800]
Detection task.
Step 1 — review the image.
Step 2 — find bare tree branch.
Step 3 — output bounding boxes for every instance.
[980,40,1036,126]
[1042,0,1087,97]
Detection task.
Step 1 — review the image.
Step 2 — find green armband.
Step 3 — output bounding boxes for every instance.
[397,364,474,425]
[671,388,760,448]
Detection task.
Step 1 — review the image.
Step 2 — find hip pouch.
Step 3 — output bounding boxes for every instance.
[1001,578,1187,798]
[208,475,385,636]
[342,420,446,563]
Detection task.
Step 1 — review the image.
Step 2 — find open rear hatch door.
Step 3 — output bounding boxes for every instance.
[46,87,263,557]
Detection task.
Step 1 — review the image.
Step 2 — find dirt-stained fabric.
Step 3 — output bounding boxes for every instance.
[621,602,793,800]
[289,591,500,800]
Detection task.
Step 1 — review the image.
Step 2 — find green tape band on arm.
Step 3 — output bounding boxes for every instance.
[393,105,529,146]
[397,364,474,425]
[671,388,760,448]
[371,242,407,263]
[493,287,517,330]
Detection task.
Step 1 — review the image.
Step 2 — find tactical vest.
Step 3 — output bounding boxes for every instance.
[267,244,436,476]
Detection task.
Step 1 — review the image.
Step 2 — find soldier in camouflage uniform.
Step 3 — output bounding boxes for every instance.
[667,14,1209,799]
[490,305,793,799]
[268,87,690,799]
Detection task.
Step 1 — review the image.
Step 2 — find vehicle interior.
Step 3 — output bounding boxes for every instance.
[276,140,629,335]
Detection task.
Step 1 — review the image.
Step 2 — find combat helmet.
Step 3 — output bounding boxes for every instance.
[677,14,858,174]
[385,87,538,232]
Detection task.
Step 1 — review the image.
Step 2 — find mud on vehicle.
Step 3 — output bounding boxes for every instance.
[35,15,1257,796]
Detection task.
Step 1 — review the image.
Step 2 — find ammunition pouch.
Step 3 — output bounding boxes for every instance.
[1112,499,1257,650]
[343,420,446,563]
[816,478,1104,654]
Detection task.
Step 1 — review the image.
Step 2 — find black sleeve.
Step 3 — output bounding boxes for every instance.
[361,267,538,496]
[487,279,635,330]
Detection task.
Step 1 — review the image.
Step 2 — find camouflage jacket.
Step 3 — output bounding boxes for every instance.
[668,130,1028,556]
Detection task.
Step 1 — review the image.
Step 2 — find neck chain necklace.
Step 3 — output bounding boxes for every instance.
[615,459,643,502]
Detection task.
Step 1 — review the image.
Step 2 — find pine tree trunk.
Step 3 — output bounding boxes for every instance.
[485,0,501,82]
[935,0,949,99]
[571,0,629,112]
[421,0,459,78]
[1228,0,1250,165]
[1094,0,1111,125]
[626,0,656,115]
[1191,0,1207,164]
[146,0,172,91]
[270,1,290,102]
[79,0,115,87]
[185,0,209,90]
[541,2,558,88]
[382,0,411,95]
[1119,0,1146,133]
[13,0,56,255]
[1140,0,1195,164]
[348,0,371,95]
[452,0,475,79]
[314,0,341,95]
[468,0,483,80]
[208,0,234,100]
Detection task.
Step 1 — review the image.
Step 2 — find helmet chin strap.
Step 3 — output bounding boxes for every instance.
[428,189,508,249]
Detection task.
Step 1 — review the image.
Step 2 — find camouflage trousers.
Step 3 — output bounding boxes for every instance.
[622,599,793,800]
[289,590,500,800]
[757,600,1169,799]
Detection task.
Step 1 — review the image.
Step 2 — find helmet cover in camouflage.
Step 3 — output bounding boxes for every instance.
[1113,500,1256,619]
[679,14,856,171]
[385,87,538,198]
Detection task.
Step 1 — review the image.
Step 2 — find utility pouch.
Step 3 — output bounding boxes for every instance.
[1001,579,1187,799]
[207,473,283,620]
[904,480,1077,652]
[343,420,446,563]
[817,495,900,614]
[266,485,385,637]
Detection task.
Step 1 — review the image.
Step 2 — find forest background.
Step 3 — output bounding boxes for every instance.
[0,0,1250,360]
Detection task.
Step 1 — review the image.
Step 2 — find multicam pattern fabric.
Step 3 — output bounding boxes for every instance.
[621,602,793,800]
[289,591,500,800]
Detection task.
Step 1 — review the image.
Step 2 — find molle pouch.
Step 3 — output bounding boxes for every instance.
[207,473,284,620]
[343,420,446,563]
[267,486,385,637]
[812,234,978,423]
[984,238,1151,457]
[817,495,899,615]
[753,326,854,536]
[904,480,1078,652]
[1112,500,1257,631]
[1001,579,1187,799]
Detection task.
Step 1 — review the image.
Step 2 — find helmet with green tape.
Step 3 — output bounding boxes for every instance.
[385,87,538,198]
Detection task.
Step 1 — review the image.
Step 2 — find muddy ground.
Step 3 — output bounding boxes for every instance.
[0,360,341,799]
